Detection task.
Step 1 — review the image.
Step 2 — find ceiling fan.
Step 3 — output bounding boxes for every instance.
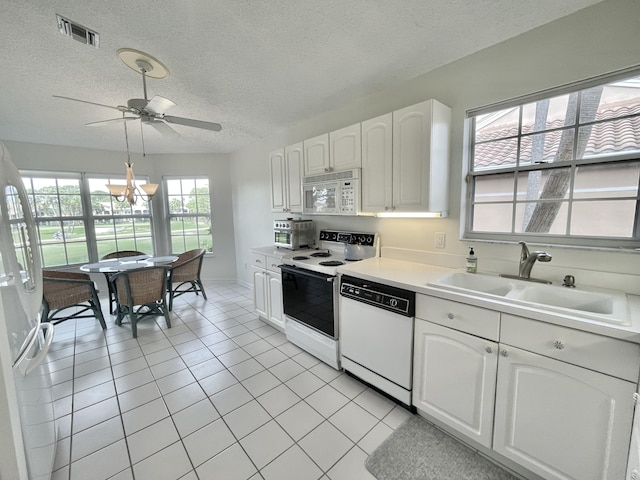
[53,48,222,138]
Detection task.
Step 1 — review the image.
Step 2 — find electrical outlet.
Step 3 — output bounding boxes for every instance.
[435,232,446,249]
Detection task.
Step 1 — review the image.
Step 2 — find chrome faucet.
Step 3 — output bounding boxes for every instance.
[501,241,552,284]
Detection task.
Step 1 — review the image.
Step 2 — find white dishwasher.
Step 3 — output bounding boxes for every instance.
[339,275,415,407]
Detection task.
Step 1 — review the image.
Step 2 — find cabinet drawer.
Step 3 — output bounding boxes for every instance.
[266,255,282,273]
[250,252,266,269]
[501,314,640,382]
[416,295,500,341]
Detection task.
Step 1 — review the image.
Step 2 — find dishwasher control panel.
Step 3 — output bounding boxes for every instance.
[340,275,415,316]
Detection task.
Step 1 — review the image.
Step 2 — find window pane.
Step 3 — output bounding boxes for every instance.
[473,138,518,170]
[570,200,636,237]
[515,201,569,234]
[574,161,640,199]
[582,79,640,124]
[166,177,211,254]
[516,168,571,201]
[580,118,640,159]
[474,108,519,142]
[474,173,515,203]
[472,203,513,233]
[522,94,574,134]
[519,129,574,166]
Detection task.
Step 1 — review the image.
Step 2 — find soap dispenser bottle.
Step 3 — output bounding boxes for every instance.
[466,247,477,273]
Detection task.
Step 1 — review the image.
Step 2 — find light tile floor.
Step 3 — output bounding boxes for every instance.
[48,282,410,480]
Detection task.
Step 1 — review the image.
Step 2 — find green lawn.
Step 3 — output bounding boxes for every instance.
[38,219,211,267]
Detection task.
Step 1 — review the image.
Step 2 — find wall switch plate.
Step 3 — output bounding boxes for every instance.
[435,232,446,249]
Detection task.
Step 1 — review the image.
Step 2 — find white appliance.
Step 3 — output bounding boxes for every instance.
[280,230,377,369]
[339,275,416,407]
[302,169,360,215]
[0,143,57,480]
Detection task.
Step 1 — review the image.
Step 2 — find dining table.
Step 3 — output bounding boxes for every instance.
[80,255,179,273]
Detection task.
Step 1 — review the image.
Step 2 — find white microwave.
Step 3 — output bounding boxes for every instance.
[302,169,360,215]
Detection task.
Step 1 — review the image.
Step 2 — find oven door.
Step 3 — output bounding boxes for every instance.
[280,264,338,338]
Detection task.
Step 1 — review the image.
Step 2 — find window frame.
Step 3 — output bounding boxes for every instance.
[20,170,157,267]
[463,67,640,250]
[164,176,213,254]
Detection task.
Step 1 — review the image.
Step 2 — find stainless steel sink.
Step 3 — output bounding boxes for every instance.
[429,272,630,326]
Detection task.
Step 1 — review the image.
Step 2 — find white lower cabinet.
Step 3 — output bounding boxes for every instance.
[413,319,498,447]
[494,344,635,480]
[251,252,284,331]
[413,294,639,480]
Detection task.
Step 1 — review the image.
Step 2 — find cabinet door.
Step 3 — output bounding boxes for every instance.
[252,267,268,319]
[303,134,330,176]
[269,148,287,213]
[330,123,361,172]
[284,143,303,213]
[413,320,498,447]
[392,99,450,213]
[494,345,635,480]
[267,272,284,330]
[361,113,392,213]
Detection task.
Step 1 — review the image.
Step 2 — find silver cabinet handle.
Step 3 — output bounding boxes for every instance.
[271,264,278,268]
[553,340,565,350]
[499,349,508,357]
[255,259,262,264]
[447,312,455,320]
[485,346,493,354]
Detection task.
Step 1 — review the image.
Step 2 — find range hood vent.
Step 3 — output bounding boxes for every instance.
[56,14,99,48]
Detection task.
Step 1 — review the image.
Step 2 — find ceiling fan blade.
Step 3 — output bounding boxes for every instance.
[163,115,222,132]
[148,120,181,138]
[85,116,139,127]
[53,95,125,112]
[144,95,176,115]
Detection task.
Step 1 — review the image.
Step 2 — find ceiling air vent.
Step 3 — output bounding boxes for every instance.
[56,14,99,48]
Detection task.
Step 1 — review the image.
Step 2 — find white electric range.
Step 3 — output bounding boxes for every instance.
[279,230,378,369]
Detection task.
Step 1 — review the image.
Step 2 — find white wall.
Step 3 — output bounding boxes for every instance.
[230,0,640,292]
[4,141,238,282]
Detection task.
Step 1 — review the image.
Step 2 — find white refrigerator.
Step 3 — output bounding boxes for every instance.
[0,143,57,479]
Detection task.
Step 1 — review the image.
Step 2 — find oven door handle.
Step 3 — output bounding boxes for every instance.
[279,264,335,282]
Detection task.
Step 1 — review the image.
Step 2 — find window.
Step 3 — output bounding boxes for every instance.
[166,177,212,253]
[466,71,640,248]
[21,172,155,267]
[88,176,153,259]
[22,175,89,266]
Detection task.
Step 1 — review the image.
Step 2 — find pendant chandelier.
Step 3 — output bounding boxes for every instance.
[106,114,158,205]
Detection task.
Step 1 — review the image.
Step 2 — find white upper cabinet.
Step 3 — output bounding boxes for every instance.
[361,113,393,212]
[329,123,361,172]
[270,144,303,214]
[303,134,330,176]
[361,99,451,214]
[304,123,361,177]
[284,143,303,212]
[391,99,451,213]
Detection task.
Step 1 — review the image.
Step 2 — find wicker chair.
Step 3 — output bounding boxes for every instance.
[112,266,171,338]
[101,250,146,314]
[42,270,106,328]
[167,248,207,310]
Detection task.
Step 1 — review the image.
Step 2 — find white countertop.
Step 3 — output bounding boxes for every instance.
[337,257,640,344]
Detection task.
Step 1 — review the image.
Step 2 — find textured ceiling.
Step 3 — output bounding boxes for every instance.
[1,0,604,154]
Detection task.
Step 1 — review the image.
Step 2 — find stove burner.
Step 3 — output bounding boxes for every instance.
[292,256,310,260]
[345,258,362,262]
[311,252,331,258]
[319,260,345,267]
